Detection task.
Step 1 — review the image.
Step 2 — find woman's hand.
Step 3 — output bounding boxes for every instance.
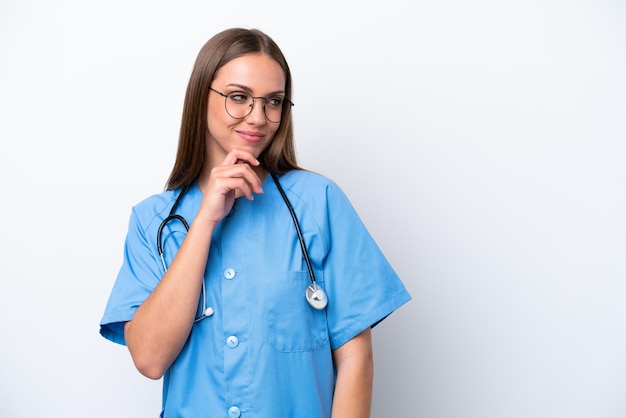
[198,149,265,224]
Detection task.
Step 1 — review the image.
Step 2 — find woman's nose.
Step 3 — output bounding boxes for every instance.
[246,98,267,124]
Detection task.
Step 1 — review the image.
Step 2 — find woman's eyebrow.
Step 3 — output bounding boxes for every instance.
[225,83,285,96]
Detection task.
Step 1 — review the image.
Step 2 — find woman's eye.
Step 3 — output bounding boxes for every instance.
[267,97,283,107]
[229,93,249,103]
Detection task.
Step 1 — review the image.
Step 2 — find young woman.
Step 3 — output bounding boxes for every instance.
[100,27,411,418]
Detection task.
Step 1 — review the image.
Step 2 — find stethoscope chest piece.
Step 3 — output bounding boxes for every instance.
[306,284,328,310]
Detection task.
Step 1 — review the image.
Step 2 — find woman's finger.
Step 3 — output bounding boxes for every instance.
[219,148,261,168]
[210,163,263,195]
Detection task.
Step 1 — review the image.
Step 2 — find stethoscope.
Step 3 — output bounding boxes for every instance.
[156,172,328,323]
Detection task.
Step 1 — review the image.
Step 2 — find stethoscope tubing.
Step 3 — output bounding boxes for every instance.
[156,172,327,321]
[269,172,320,289]
[157,183,191,263]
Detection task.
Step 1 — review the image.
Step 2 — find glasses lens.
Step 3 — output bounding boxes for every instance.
[225,92,253,119]
[263,96,286,123]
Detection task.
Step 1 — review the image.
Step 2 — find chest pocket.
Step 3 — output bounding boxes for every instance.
[265,270,329,352]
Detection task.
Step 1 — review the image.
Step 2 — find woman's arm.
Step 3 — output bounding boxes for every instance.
[124,212,217,379]
[331,328,374,418]
[124,149,264,380]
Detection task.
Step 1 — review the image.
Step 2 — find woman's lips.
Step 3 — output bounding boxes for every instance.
[237,130,265,143]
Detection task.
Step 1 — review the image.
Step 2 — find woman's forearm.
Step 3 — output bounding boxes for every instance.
[124,215,217,379]
[331,328,374,418]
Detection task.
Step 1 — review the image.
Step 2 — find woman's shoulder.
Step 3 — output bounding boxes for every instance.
[129,188,181,230]
[278,169,341,194]
[276,169,350,209]
[134,189,177,211]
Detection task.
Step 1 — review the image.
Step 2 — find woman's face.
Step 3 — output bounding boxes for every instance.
[205,53,286,167]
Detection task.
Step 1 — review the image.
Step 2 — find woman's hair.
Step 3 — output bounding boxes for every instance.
[165,28,299,190]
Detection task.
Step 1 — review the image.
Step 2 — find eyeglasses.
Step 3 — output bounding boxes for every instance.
[210,87,294,123]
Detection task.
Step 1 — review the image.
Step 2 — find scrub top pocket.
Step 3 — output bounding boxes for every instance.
[265,270,329,352]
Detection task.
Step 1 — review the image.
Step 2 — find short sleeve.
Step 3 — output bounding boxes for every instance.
[99,207,163,345]
[320,182,411,350]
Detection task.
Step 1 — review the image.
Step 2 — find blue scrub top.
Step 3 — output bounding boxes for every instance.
[100,170,411,418]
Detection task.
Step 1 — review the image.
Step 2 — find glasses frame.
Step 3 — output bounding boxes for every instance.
[209,87,294,123]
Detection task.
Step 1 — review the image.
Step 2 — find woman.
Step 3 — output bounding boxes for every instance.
[100,27,411,418]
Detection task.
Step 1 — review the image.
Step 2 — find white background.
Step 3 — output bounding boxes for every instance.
[1,0,625,417]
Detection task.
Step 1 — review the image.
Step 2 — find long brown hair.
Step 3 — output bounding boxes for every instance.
[165,28,299,190]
